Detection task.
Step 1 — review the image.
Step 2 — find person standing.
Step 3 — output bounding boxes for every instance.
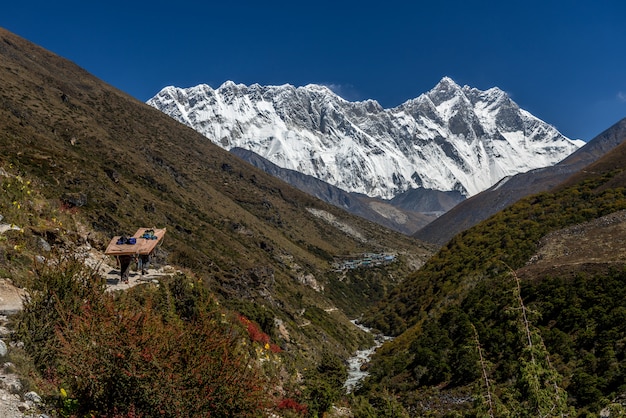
[140,254,150,275]
[119,255,133,283]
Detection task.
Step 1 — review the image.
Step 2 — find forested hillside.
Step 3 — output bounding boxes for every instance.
[360,139,626,415]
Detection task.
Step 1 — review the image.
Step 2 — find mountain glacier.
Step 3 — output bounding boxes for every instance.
[147,77,583,199]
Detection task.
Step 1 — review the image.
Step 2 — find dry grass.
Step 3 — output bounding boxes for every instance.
[519,209,626,280]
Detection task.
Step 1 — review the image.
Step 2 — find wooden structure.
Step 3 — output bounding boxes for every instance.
[105,227,166,256]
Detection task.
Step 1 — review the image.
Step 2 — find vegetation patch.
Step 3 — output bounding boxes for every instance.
[360,169,626,415]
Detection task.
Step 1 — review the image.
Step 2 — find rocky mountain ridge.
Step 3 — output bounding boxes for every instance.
[230,147,462,235]
[416,117,626,245]
[148,77,583,200]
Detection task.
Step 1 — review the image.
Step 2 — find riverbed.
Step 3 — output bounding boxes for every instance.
[344,320,392,393]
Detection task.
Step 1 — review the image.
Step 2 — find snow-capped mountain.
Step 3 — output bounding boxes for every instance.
[147,77,583,199]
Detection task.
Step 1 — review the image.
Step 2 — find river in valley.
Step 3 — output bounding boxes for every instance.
[344,320,392,393]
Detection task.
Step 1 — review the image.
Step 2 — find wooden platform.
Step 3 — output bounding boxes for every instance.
[104,227,166,256]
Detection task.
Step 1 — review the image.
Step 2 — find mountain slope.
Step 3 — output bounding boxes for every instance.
[0,26,433,371]
[359,130,626,415]
[415,117,626,245]
[230,147,458,235]
[147,78,582,201]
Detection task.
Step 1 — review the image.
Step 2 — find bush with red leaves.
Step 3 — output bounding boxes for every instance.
[277,398,308,416]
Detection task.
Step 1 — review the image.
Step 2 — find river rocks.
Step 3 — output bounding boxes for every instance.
[344,320,392,393]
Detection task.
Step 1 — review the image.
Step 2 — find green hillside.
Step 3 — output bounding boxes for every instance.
[360,140,626,415]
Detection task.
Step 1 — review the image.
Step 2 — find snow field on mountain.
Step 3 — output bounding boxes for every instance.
[148,78,582,199]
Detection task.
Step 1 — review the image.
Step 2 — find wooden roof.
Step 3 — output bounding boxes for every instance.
[104,227,166,256]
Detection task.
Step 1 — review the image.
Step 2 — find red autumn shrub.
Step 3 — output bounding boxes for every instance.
[16,261,277,418]
[111,404,144,418]
[269,343,282,353]
[238,314,271,344]
[277,398,308,415]
[55,296,272,417]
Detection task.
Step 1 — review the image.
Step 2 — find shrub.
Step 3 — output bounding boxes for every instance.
[276,397,308,416]
[302,351,348,416]
[15,254,274,417]
[13,253,105,375]
[55,295,271,417]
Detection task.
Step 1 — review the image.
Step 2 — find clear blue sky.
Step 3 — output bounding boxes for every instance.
[2,0,625,141]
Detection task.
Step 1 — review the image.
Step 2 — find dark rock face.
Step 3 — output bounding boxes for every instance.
[62,192,87,208]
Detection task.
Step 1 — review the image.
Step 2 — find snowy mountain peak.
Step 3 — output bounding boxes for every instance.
[428,76,464,104]
[434,76,458,89]
[147,77,582,199]
[303,83,336,95]
[219,80,238,88]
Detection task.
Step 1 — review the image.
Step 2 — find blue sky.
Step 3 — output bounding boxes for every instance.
[2,0,625,141]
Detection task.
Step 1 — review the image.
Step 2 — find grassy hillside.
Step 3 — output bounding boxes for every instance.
[360,140,626,415]
[0,27,434,416]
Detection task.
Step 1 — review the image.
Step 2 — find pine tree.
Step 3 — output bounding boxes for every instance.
[471,322,511,418]
[507,267,573,417]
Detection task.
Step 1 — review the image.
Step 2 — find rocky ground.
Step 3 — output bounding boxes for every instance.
[519,209,626,280]
[0,278,30,417]
[0,243,174,417]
